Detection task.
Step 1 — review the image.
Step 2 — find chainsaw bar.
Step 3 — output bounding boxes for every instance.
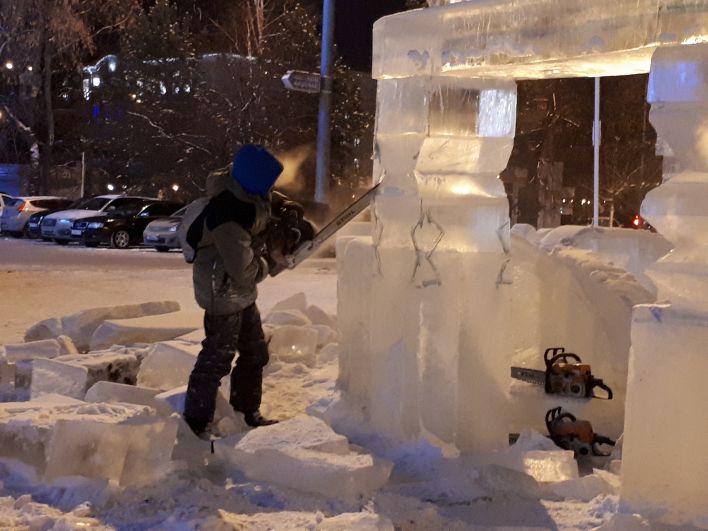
[510,366,546,386]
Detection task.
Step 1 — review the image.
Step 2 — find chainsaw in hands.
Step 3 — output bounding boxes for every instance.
[510,347,613,400]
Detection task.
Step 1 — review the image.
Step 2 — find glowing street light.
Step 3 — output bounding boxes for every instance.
[5,61,14,70]
[107,184,115,191]
[91,76,101,87]
[171,184,179,192]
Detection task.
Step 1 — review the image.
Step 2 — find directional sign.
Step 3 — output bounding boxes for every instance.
[281,70,321,94]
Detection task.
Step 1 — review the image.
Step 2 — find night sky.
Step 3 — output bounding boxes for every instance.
[333,0,409,71]
[172,0,410,72]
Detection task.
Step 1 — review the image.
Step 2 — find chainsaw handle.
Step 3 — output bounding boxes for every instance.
[544,347,566,364]
[544,347,582,368]
[592,434,616,456]
[590,378,613,400]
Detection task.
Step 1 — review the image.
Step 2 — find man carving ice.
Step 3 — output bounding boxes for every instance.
[183,144,283,436]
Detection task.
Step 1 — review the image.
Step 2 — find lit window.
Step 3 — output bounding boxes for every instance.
[92,76,101,87]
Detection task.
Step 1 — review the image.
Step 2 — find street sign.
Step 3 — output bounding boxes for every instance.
[281,70,321,94]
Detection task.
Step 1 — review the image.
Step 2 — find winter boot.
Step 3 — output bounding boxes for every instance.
[184,417,210,439]
[243,410,278,428]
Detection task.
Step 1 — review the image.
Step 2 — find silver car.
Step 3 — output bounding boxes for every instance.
[142,206,185,251]
[0,193,13,219]
[0,196,72,237]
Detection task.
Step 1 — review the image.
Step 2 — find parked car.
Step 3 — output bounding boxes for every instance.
[42,195,158,244]
[0,192,13,220]
[77,200,184,249]
[0,196,73,237]
[142,205,186,252]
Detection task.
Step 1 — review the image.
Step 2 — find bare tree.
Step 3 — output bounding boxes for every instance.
[0,0,139,193]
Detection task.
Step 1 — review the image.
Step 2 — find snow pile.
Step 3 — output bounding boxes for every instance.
[24,300,181,351]
[0,494,104,529]
[263,292,339,368]
[538,225,672,292]
[214,415,393,502]
[195,510,394,530]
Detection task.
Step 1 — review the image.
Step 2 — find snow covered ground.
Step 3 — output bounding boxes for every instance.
[0,237,677,530]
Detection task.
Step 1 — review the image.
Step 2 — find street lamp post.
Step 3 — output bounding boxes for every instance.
[315,0,335,205]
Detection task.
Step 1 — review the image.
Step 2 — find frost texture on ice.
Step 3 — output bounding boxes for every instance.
[84,381,172,415]
[2,340,61,362]
[31,351,140,400]
[136,340,200,390]
[374,0,708,80]
[89,310,202,351]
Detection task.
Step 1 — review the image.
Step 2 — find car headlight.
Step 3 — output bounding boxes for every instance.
[87,222,104,229]
[167,225,178,232]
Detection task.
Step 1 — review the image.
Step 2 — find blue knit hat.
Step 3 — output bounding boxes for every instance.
[231,144,284,197]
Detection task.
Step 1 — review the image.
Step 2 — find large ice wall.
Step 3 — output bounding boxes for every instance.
[621,43,708,526]
[374,0,708,80]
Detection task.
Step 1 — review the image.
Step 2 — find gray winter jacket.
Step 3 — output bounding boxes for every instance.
[192,166,271,315]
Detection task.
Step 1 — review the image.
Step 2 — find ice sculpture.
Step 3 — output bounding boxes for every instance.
[337,0,708,471]
[620,44,708,526]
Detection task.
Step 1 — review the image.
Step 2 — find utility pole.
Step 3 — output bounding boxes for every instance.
[592,77,601,227]
[315,0,335,204]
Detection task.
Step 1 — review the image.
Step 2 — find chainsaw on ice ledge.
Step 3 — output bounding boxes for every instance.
[510,347,613,400]
[509,407,616,458]
[266,182,381,276]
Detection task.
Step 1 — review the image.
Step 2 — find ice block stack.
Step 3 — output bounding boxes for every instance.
[337,74,516,451]
[620,44,708,527]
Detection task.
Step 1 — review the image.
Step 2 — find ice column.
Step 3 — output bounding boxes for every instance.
[621,44,708,526]
[371,76,516,450]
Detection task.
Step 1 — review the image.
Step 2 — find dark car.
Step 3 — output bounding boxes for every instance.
[75,200,184,249]
[21,199,77,239]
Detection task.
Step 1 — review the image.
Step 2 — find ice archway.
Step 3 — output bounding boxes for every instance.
[336,0,708,525]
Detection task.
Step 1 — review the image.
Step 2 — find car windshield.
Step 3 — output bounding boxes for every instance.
[103,198,151,216]
[30,198,73,209]
[73,197,111,210]
[5,198,23,208]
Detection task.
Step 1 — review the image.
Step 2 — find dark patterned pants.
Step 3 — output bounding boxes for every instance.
[183,303,269,428]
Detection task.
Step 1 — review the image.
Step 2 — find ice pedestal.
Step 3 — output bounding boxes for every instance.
[621,304,708,525]
[621,44,708,526]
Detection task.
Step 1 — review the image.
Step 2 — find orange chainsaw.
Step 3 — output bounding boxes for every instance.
[545,407,616,457]
[510,347,613,400]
